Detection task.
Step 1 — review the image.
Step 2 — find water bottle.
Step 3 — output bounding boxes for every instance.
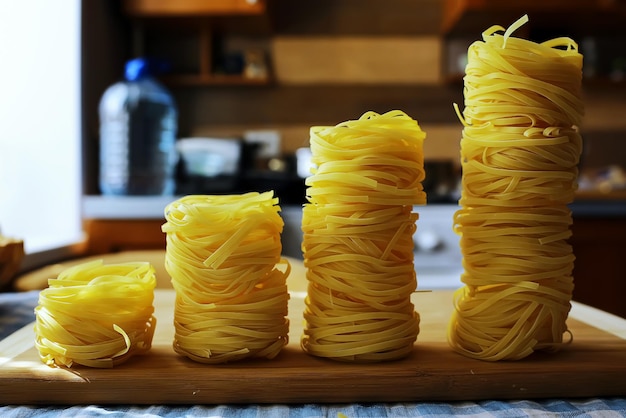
[99,58,178,196]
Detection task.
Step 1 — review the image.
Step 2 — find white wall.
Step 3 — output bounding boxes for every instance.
[0,1,82,253]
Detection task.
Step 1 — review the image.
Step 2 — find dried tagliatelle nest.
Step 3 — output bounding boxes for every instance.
[448,15,582,361]
[34,260,157,368]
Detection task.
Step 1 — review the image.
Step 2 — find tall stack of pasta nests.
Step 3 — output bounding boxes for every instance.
[448,16,584,361]
[162,192,291,364]
[301,110,426,362]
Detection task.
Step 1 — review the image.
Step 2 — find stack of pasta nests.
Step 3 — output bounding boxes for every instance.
[448,16,584,361]
[162,192,291,364]
[301,110,427,362]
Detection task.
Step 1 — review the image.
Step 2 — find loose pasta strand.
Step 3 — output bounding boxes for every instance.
[448,15,582,361]
[163,191,290,364]
[302,110,426,362]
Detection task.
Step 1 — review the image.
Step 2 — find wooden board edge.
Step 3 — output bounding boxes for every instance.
[0,321,35,367]
[570,301,626,340]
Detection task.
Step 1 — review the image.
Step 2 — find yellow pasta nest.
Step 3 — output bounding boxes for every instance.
[448,15,583,361]
[162,191,290,364]
[301,110,426,362]
[34,260,157,368]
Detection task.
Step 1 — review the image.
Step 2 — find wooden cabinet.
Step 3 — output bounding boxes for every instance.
[570,215,626,319]
[122,0,272,86]
[123,0,266,17]
[442,0,626,35]
[83,219,166,255]
[441,0,626,83]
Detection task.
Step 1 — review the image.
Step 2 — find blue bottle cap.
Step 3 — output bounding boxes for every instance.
[124,58,150,81]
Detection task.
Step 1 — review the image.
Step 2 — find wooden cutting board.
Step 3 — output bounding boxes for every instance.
[1,282,625,405]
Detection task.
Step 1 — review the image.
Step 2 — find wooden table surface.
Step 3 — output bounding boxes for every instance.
[2,258,625,405]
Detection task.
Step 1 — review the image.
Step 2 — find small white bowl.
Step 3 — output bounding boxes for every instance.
[177,138,242,177]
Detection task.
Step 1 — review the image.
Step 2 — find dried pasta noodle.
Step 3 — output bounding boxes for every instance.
[302,110,426,362]
[34,260,157,368]
[448,15,583,361]
[162,192,290,364]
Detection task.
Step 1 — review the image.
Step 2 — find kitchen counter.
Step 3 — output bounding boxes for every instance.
[79,196,626,318]
[80,196,307,256]
[82,195,626,219]
[570,198,626,217]
[82,196,179,220]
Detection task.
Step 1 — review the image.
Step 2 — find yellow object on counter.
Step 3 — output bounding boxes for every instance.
[34,260,157,368]
[302,110,426,362]
[448,15,583,361]
[0,235,24,289]
[162,192,290,364]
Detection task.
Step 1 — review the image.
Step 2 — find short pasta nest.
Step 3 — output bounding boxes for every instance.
[34,260,157,368]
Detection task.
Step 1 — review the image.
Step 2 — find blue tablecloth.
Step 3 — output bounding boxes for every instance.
[2,291,625,418]
[2,399,626,417]
[0,289,39,337]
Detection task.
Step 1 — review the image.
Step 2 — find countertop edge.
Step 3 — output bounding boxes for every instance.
[82,196,626,220]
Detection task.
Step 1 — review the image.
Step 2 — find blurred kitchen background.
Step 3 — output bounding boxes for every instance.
[81,0,626,202]
[1,0,625,317]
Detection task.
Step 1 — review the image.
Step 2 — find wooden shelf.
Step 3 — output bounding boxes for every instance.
[123,0,266,17]
[161,73,271,86]
[575,190,626,202]
[126,8,273,87]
